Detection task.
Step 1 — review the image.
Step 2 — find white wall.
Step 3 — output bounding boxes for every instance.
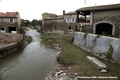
[73,32,120,61]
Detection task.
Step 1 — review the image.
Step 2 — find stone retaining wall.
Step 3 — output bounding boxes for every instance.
[0,34,23,57]
[73,32,120,63]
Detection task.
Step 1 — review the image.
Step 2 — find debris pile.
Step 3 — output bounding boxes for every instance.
[0,32,21,46]
[45,66,78,80]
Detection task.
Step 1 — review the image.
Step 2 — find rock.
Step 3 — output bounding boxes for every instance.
[56,44,59,47]
[68,67,71,69]
[100,69,107,73]
[63,73,66,76]
[56,70,63,75]
[57,48,61,51]
[45,65,77,80]
[61,68,65,70]
[74,73,77,76]
[54,67,61,72]
[87,56,108,70]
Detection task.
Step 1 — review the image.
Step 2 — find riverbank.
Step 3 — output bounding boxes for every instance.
[22,35,32,48]
[41,34,120,80]
[0,32,32,57]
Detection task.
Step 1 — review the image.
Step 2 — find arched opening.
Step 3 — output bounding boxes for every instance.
[95,23,113,36]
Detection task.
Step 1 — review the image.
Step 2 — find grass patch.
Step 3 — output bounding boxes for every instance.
[41,39,57,46]
[41,34,120,79]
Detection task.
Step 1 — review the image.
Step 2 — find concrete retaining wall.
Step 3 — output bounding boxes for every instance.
[73,32,120,62]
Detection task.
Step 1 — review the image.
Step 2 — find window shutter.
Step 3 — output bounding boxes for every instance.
[69,18,70,23]
[66,19,68,23]
[71,19,73,23]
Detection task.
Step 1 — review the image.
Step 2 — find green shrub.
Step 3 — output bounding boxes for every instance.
[106,45,114,60]
[19,27,25,34]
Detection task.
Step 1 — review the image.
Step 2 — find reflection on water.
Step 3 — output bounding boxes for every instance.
[0,30,59,80]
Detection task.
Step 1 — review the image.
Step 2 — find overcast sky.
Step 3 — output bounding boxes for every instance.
[0,0,120,21]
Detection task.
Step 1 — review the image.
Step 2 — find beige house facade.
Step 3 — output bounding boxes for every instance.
[0,12,21,33]
[63,11,77,32]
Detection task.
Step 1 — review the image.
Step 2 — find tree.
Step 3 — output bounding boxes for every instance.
[24,20,30,27]
[21,19,42,29]
[38,20,42,27]
[31,19,39,26]
[19,27,25,34]
[21,19,30,27]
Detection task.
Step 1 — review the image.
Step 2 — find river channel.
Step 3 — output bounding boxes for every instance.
[0,29,59,80]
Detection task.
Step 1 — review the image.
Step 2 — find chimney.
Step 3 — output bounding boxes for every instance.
[63,10,65,16]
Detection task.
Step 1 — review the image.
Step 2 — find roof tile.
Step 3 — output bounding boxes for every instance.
[0,12,17,17]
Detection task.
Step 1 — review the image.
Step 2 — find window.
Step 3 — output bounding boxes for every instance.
[69,19,71,23]
[0,27,4,30]
[73,18,76,23]
[68,26,73,31]
[66,19,68,23]
[0,27,6,32]
[66,18,70,23]
[70,18,76,23]
[9,18,14,23]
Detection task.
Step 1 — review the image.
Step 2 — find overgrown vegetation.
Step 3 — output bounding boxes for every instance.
[83,33,88,39]
[41,38,57,47]
[41,34,120,79]
[106,45,114,60]
[19,27,25,34]
[21,19,42,28]
[19,35,32,48]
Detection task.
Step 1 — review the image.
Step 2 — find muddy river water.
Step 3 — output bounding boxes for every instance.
[0,29,59,80]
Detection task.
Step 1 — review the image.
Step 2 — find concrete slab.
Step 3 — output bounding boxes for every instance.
[87,56,107,70]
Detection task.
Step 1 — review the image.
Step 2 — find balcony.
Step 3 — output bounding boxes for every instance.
[78,18,90,23]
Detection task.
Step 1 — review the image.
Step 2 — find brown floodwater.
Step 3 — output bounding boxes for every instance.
[0,29,59,80]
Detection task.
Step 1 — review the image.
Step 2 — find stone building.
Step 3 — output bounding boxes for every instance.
[42,11,78,34]
[63,11,77,32]
[76,3,120,38]
[42,13,66,34]
[0,12,21,33]
[42,12,57,24]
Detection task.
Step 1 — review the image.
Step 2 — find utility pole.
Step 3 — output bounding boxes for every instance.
[84,0,86,7]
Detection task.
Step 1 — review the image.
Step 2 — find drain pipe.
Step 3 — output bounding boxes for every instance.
[91,10,95,34]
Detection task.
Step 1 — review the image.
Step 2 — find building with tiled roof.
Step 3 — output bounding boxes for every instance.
[42,12,66,33]
[0,12,17,17]
[0,12,21,33]
[42,12,57,24]
[42,10,78,34]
